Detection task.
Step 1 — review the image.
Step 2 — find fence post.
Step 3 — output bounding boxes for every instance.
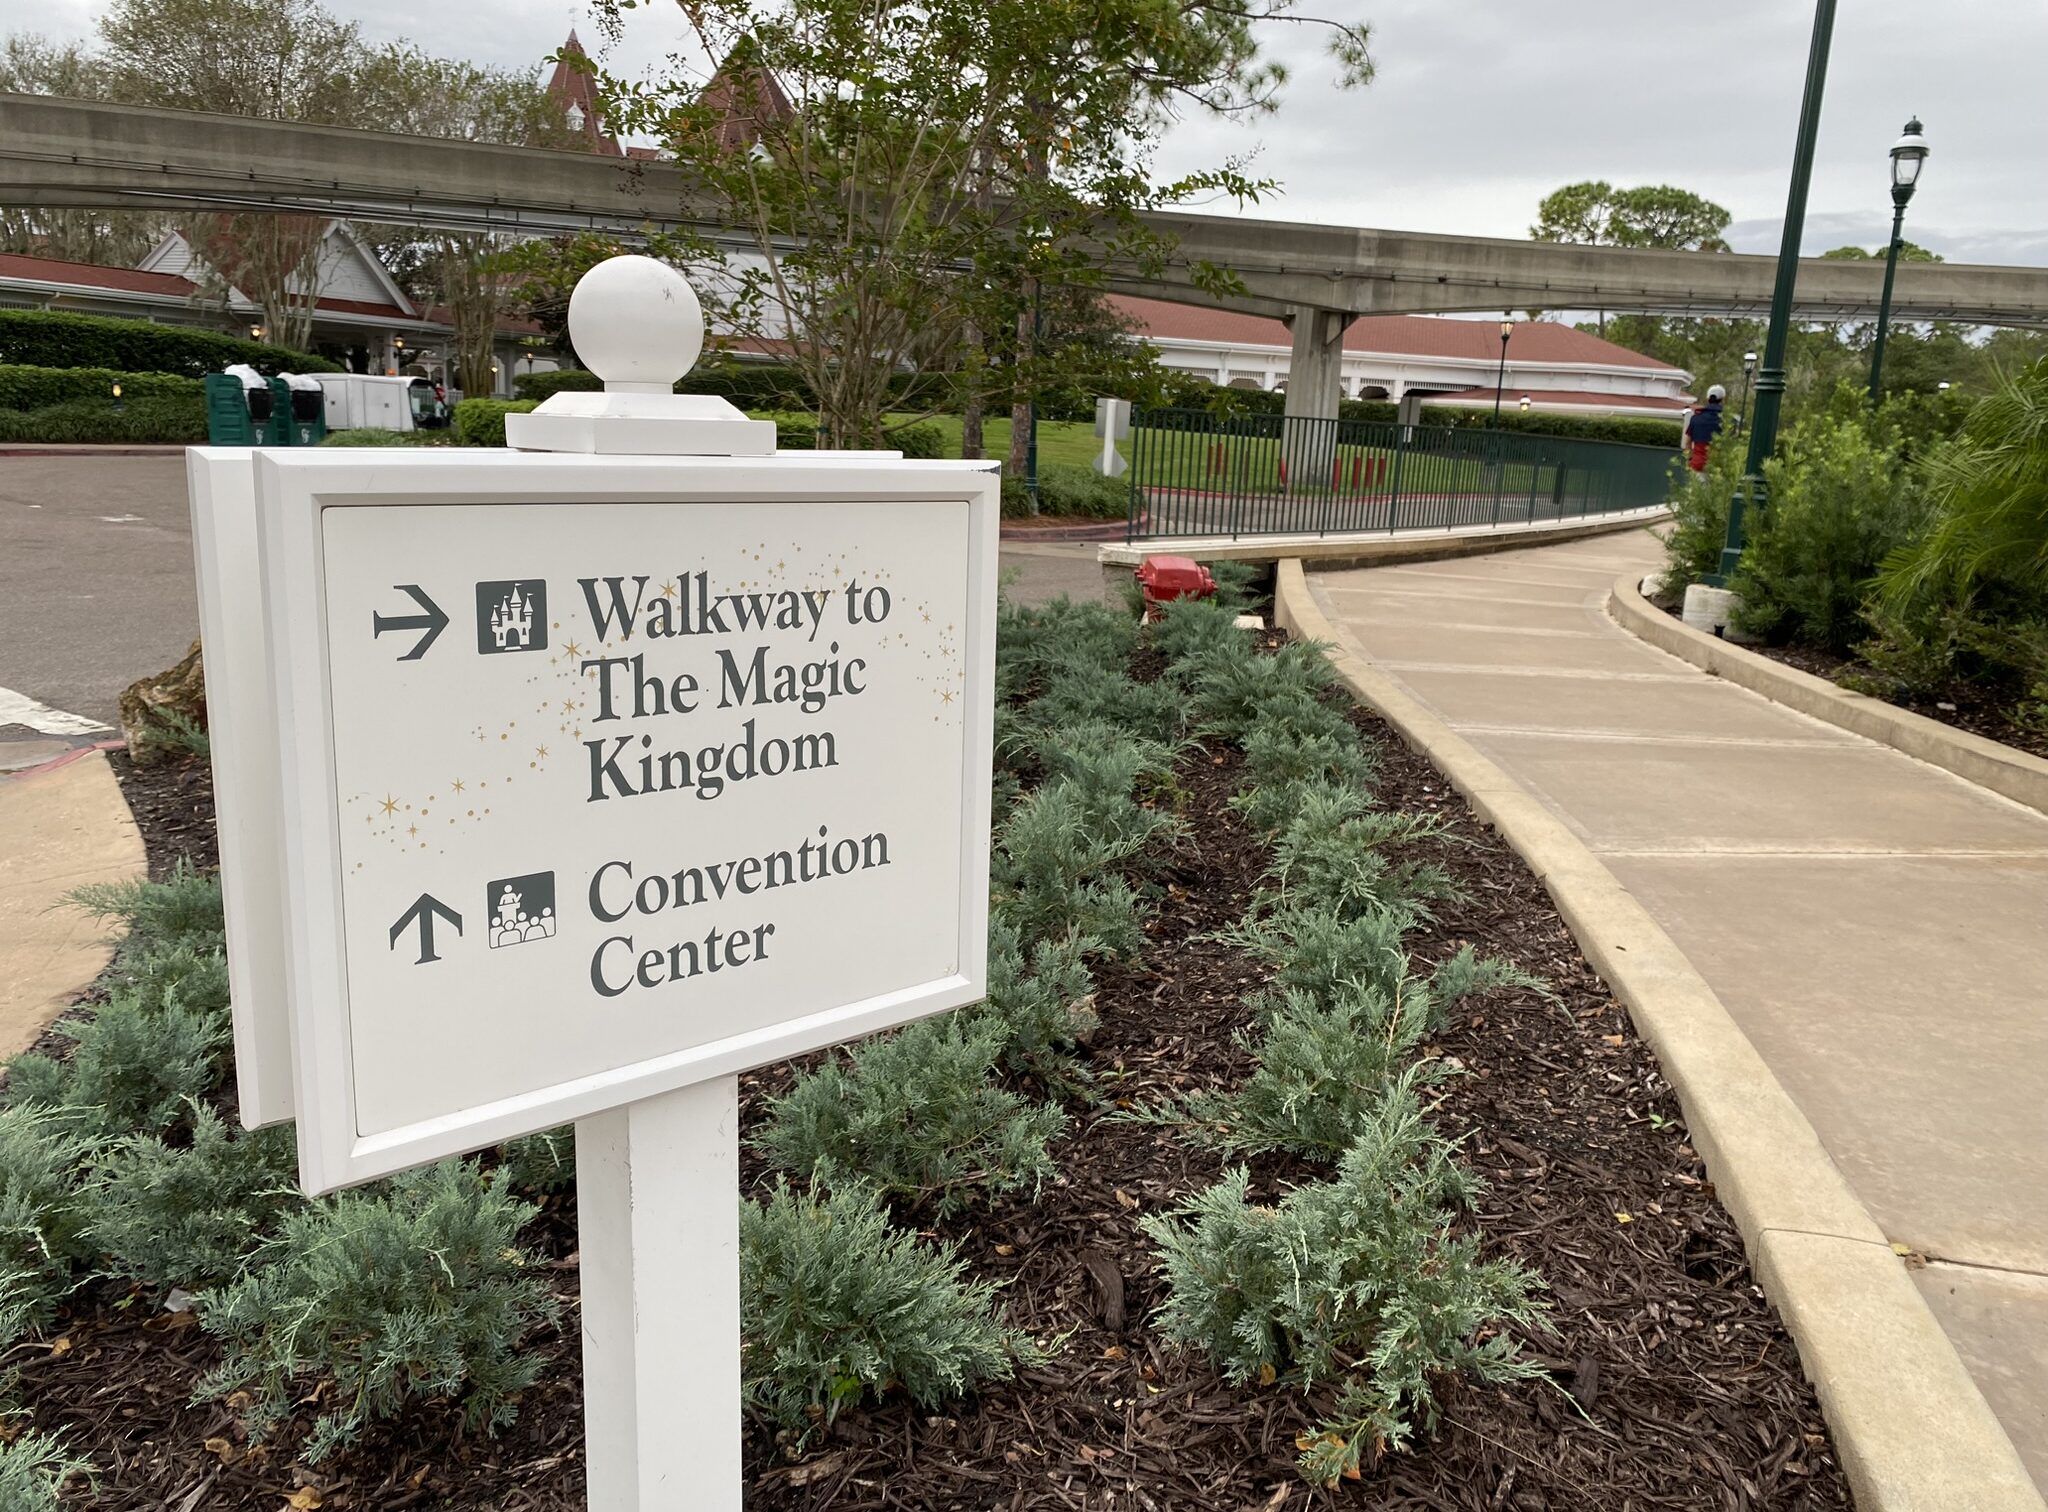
[1488,433,1505,528]
[1387,422,1407,533]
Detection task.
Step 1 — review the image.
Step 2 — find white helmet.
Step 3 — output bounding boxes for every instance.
[1707,384,1727,402]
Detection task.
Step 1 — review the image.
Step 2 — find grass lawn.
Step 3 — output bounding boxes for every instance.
[886,414,1100,468]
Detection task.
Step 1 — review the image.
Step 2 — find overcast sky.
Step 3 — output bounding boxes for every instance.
[32,0,2048,266]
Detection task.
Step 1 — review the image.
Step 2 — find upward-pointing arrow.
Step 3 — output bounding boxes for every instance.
[390,893,462,964]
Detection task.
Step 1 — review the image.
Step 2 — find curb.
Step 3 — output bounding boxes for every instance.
[0,445,189,457]
[1274,558,2045,1512]
[1608,570,2048,820]
[1097,507,1668,569]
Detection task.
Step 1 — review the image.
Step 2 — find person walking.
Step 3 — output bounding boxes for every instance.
[1684,384,1726,472]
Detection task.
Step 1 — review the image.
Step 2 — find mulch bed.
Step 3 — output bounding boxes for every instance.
[34,661,1853,1510]
[1749,641,2048,762]
[1652,598,2048,762]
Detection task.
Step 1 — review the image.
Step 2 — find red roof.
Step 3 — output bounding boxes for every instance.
[1421,386,1689,414]
[699,44,796,153]
[314,295,414,320]
[548,30,622,156]
[0,252,197,298]
[1108,295,1678,371]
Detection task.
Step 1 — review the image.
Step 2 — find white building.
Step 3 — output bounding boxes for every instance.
[1110,295,1692,419]
[0,225,544,396]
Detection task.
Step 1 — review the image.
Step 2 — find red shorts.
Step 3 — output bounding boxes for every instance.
[1688,442,1710,472]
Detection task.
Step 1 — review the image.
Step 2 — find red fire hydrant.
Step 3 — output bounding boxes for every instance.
[1134,554,1216,621]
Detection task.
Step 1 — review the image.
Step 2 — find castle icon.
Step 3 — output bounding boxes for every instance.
[474,579,549,655]
[489,585,535,649]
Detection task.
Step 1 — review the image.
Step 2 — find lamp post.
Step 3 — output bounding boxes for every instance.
[1714,0,1837,583]
[1869,116,1930,398]
[1736,350,1758,434]
[1492,319,1513,422]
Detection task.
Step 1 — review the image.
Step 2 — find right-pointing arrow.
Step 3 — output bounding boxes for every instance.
[390,893,462,964]
[372,584,450,661]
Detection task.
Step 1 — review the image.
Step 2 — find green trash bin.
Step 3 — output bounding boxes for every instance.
[263,378,296,446]
[282,378,328,446]
[203,373,268,445]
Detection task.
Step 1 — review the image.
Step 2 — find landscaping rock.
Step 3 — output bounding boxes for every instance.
[118,640,207,764]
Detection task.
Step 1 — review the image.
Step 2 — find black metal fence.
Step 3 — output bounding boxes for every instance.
[1125,408,1680,541]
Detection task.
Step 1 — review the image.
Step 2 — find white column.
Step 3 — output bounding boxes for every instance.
[577,1075,743,1512]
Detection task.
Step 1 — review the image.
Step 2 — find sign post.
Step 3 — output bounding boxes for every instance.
[190,255,999,1508]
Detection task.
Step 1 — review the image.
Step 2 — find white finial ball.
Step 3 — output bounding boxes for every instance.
[567,255,704,391]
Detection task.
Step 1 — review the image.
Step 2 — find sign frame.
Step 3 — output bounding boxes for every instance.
[250,449,999,1193]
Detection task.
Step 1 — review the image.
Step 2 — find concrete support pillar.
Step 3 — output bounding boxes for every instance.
[1282,306,1349,493]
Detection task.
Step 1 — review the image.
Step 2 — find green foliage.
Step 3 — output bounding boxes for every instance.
[1659,447,1741,594]
[1023,461,1129,520]
[1229,725,1373,835]
[967,914,1098,1088]
[740,1179,1030,1435]
[1143,1076,1545,1482]
[1258,784,1452,920]
[0,308,336,378]
[132,704,212,760]
[0,1105,95,1348]
[891,420,944,460]
[1877,357,2048,622]
[1187,640,1346,745]
[197,1161,558,1461]
[512,367,602,401]
[1192,982,1438,1159]
[68,859,223,952]
[1532,180,1731,252]
[109,936,230,1019]
[498,1126,577,1197]
[320,426,453,447]
[0,1428,90,1511]
[995,595,1139,694]
[0,395,207,445]
[1026,662,1184,745]
[756,1016,1064,1218]
[991,779,1155,957]
[6,989,228,1139]
[1205,558,1264,613]
[1149,594,1252,669]
[88,1107,301,1289]
[1730,406,1928,653]
[0,364,200,411]
[451,397,538,446]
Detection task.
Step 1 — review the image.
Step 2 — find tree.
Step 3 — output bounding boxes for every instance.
[94,0,365,119]
[1531,182,1731,251]
[1533,181,1730,340]
[0,37,162,262]
[585,0,1371,451]
[1822,241,1943,263]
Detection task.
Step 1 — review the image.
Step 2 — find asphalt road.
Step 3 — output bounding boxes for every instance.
[0,452,1110,764]
[0,455,201,749]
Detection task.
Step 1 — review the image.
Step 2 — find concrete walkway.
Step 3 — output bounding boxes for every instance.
[1310,527,2048,1492]
[0,749,145,1058]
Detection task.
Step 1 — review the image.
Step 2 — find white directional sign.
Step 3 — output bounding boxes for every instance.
[192,255,1000,1511]
[244,451,997,1192]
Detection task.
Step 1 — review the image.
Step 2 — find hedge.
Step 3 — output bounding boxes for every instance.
[513,364,953,414]
[0,395,208,445]
[1400,405,1680,448]
[0,364,204,412]
[0,310,337,379]
[451,398,538,447]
